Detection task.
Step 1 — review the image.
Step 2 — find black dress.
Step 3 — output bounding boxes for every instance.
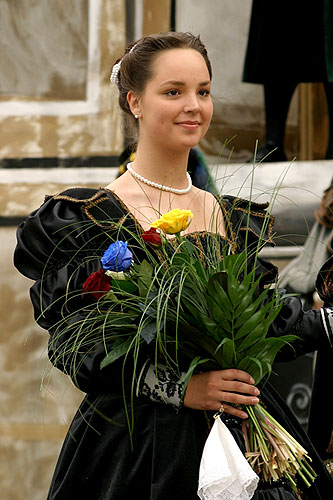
[14,188,333,500]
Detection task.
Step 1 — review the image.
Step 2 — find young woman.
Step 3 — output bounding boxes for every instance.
[14,32,333,499]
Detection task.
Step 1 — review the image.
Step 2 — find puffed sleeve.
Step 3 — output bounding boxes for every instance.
[219,194,278,287]
[269,295,333,361]
[219,195,333,360]
[14,188,145,395]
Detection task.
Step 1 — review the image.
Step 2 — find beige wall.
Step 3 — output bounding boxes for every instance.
[1,169,118,500]
[0,0,126,160]
[1,225,83,499]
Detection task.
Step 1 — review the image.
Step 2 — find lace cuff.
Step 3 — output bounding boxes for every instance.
[136,361,185,410]
[321,308,333,348]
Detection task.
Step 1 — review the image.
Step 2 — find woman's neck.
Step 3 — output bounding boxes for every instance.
[131,144,190,189]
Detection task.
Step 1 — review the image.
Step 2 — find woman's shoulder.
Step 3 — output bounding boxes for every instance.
[215,193,275,247]
[13,187,126,280]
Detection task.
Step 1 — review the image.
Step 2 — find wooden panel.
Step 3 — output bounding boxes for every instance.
[143,0,171,35]
[298,82,329,160]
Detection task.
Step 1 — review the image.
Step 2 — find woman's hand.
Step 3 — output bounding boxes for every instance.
[183,369,260,419]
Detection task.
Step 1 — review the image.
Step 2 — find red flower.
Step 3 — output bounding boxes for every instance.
[141,227,162,247]
[82,268,112,301]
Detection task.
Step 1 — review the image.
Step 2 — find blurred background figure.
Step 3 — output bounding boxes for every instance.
[278,178,333,473]
[243,0,333,162]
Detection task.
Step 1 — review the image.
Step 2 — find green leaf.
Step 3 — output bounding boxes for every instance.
[219,252,246,276]
[222,338,235,367]
[246,357,263,383]
[104,312,139,329]
[180,323,224,358]
[181,299,219,336]
[181,356,212,398]
[192,260,208,282]
[261,360,273,380]
[207,274,233,312]
[236,323,266,351]
[199,314,219,334]
[140,321,157,344]
[227,276,240,305]
[182,239,197,255]
[233,277,262,319]
[205,295,230,323]
[244,336,297,370]
[236,357,252,372]
[111,279,138,294]
[215,335,232,352]
[234,308,266,339]
[182,298,206,321]
[216,318,233,334]
[100,337,133,369]
[210,270,228,290]
[234,290,267,328]
[137,259,154,297]
[137,301,157,318]
[171,253,191,267]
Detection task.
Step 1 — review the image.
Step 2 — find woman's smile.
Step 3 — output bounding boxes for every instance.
[175,120,201,130]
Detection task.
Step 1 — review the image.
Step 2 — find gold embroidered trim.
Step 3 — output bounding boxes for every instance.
[215,196,239,252]
[53,189,106,204]
[325,457,333,477]
[215,194,275,245]
[102,188,144,235]
[82,196,120,229]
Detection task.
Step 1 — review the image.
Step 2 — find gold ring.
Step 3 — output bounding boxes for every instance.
[213,404,225,419]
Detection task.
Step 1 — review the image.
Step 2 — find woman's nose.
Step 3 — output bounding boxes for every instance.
[184,94,200,113]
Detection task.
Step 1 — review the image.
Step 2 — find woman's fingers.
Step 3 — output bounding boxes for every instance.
[219,369,254,384]
[220,403,249,419]
[221,380,260,398]
[219,391,259,406]
[183,370,260,413]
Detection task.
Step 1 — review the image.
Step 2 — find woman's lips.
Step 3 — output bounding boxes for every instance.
[176,121,200,129]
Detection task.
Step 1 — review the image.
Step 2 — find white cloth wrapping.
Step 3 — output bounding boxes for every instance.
[197,417,259,500]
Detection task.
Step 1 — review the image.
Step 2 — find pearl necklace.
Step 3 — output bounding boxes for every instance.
[127,162,192,194]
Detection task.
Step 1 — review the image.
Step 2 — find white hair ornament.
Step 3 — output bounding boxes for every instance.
[110,61,121,84]
[110,43,137,85]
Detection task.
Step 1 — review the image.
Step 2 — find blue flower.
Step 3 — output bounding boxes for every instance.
[101,240,133,272]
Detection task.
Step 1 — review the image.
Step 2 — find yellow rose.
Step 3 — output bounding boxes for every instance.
[151,209,193,234]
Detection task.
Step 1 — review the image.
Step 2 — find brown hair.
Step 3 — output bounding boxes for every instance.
[112,31,212,145]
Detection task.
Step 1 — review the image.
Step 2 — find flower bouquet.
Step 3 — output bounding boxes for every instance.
[78,207,316,493]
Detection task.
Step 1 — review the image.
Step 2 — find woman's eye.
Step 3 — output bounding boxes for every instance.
[199,89,210,97]
[166,89,180,96]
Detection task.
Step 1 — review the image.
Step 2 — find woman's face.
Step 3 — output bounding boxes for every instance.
[132,48,213,152]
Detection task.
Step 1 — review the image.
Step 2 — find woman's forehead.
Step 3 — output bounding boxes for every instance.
[149,48,210,84]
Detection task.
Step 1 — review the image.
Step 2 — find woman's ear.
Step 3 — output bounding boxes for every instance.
[127,91,141,118]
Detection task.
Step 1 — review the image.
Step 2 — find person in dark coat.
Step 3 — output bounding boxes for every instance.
[243,0,333,162]
[308,181,333,474]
